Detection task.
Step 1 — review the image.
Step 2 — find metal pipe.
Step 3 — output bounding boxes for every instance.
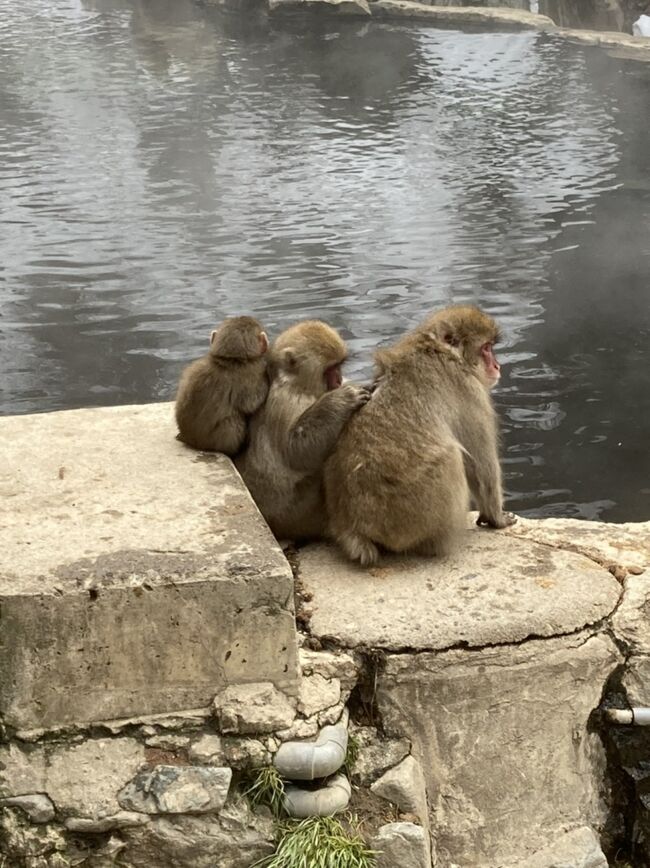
[283,774,351,819]
[274,717,348,781]
[606,707,650,725]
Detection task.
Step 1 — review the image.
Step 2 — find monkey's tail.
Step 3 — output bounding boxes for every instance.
[337,530,380,568]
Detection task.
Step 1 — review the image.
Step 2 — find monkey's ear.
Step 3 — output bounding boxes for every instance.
[210,330,218,346]
[431,321,459,347]
[281,348,298,371]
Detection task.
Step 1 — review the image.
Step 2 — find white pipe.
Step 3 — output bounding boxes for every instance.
[274,719,348,781]
[606,707,650,725]
[283,774,351,819]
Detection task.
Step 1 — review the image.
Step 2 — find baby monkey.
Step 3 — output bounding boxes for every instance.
[175,316,269,455]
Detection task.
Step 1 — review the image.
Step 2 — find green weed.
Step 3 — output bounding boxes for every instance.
[254,814,376,868]
[244,765,286,817]
[343,734,360,776]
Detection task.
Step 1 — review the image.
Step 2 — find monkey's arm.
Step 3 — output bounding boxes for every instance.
[459,409,515,529]
[283,385,368,474]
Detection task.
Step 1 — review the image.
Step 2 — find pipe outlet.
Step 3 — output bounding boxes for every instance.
[274,719,348,781]
[606,707,650,725]
[283,774,351,819]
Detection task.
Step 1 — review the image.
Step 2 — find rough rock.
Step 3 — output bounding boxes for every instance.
[222,738,270,769]
[507,515,650,575]
[188,734,224,763]
[612,571,650,653]
[512,826,608,868]
[351,727,411,785]
[64,811,149,832]
[318,700,346,726]
[275,718,320,742]
[269,0,371,16]
[0,793,55,823]
[0,808,67,861]
[612,571,650,704]
[214,682,296,734]
[297,673,341,718]
[377,633,621,867]
[368,1,554,29]
[299,648,359,689]
[120,798,274,868]
[0,403,299,731]
[371,755,428,824]
[372,822,430,868]
[622,656,650,706]
[300,536,621,651]
[146,734,191,751]
[95,706,211,735]
[0,737,144,819]
[118,765,232,814]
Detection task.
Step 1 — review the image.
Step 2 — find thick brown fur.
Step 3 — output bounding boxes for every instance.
[324,305,515,566]
[175,316,268,455]
[236,320,369,541]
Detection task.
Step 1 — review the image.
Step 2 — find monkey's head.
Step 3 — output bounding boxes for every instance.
[210,316,268,361]
[427,306,502,389]
[271,320,347,395]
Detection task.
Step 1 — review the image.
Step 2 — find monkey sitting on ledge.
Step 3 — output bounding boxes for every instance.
[236,320,369,541]
[324,305,516,566]
[175,316,269,456]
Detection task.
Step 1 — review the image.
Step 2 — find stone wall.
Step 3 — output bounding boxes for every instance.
[1,404,650,866]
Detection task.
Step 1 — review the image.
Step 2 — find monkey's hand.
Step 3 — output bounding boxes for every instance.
[283,385,370,474]
[477,511,517,529]
[338,383,372,412]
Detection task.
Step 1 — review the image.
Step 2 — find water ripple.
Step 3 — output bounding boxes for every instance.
[1,0,649,521]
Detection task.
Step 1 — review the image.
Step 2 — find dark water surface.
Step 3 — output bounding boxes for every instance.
[1,0,649,522]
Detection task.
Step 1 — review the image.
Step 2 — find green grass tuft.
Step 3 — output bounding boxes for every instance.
[343,734,360,776]
[254,814,376,868]
[244,765,286,817]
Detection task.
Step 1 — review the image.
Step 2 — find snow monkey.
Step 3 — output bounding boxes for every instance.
[175,316,269,455]
[236,320,370,541]
[324,305,516,566]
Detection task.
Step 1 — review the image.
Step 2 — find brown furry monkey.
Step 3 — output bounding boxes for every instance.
[175,316,269,455]
[236,320,369,540]
[324,305,515,566]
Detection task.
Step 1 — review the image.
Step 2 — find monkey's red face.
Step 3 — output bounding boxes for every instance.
[481,342,501,387]
[324,363,343,391]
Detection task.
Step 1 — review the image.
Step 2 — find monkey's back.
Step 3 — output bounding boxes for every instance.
[325,360,469,553]
[175,355,246,452]
[236,384,326,540]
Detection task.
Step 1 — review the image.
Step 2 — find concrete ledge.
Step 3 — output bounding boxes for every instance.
[0,403,299,731]
[557,26,650,61]
[300,531,621,651]
[368,2,553,30]
[264,0,650,64]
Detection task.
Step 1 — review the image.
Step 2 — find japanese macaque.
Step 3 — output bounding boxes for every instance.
[236,320,370,540]
[175,316,269,455]
[324,305,515,566]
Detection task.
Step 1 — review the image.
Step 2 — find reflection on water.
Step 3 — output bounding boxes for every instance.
[1,0,649,522]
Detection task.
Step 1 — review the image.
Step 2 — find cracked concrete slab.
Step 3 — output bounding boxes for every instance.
[506,515,650,575]
[299,532,621,651]
[0,403,299,730]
